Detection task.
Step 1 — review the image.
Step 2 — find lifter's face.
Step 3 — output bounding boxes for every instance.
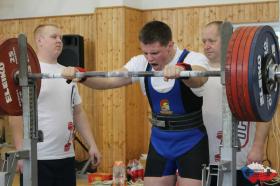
[140,41,174,71]
[202,24,221,64]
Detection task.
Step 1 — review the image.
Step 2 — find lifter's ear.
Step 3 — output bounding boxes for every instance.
[167,41,174,49]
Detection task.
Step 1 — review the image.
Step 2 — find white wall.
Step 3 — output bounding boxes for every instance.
[0,0,95,20]
[137,0,274,9]
[0,0,276,20]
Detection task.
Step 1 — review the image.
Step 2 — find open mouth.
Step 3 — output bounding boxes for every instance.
[150,64,159,68]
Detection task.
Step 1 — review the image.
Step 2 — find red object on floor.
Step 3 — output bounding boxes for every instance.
[87,173,112,183]
[248,172,277,183]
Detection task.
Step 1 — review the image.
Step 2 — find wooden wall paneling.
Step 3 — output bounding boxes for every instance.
[172,9,180,46]
[106,8,114,171]
[215,5,232,21]
[268,1,279,21]
[241,3,256,22]
[0,20,18,42]
[192,8,201,52]
[96,9,109,172]
[111,7,126,164]
[181,9,196,51]
[241,4,254,22]
[243,4,255,21]
[94,9,107,172]
[97,8,113,172]
[95,7,127,172]
[195,7,208,52]
[82,14,103,169]
[124,8,149,163]
[141,11,151,24]
[231,4,243,22]
[255,3,268,22]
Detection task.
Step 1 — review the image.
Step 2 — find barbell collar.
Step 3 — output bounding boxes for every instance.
[275,71,280,81]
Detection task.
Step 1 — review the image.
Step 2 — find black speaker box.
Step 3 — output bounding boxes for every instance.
[58,34,84,67]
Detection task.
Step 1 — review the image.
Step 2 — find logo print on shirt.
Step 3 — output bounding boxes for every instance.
[64,121,74,152]
[215,130,223,162]
[160,99,173,115]
[214,121,251,162]
[237,121,250,148]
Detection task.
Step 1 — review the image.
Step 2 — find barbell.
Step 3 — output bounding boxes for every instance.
[0,25,279,122]
[29,70,221,79]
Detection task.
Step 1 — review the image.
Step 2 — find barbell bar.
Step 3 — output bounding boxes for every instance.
[0,25,279,122]
[29,70,222,79]
[27,65,280,86]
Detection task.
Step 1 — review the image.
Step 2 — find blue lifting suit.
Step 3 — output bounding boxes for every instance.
[144,49,209,179]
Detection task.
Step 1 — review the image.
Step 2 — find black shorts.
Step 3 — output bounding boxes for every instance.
[38,157,76,186]
[144,135,209,180]
[20,157,76,186]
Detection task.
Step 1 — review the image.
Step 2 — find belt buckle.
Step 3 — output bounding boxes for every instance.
[156,120,166,127]
[150,118,166,127]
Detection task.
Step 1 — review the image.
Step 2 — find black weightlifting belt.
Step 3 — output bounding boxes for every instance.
[150,110,203,131]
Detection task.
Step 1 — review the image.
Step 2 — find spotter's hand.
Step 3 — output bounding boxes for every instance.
[89,145,102,168]
[62,67,87,83]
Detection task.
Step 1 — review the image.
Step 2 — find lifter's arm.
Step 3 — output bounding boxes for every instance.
[62,67,132,89]
[163,64,208,88]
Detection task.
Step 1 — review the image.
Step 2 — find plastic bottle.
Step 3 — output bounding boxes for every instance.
[113,161,126,186]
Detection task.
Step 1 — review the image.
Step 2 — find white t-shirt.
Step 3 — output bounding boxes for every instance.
[124,47,209,96]
[37,62,82,160]
[202,66,256,169]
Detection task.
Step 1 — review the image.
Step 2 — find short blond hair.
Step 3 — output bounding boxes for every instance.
[33,24,60,39]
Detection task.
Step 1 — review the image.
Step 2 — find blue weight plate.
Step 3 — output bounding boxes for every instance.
[248,26,280,122]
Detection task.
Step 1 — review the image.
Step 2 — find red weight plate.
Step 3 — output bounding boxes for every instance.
[236,27,255,121]
[229,27,248,120]
[225,27,243,117]
[0,38,41,116]
[242,26,259,121]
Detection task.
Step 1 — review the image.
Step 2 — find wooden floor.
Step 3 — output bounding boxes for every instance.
[12,174,91,186]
